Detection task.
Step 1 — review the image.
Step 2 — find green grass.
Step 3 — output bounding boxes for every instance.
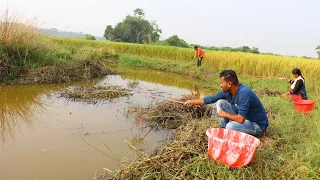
[102,54,320,180]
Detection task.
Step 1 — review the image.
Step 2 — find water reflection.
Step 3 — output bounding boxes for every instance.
[0,85,59,143]
[0,66,212,145]
[0,67,214,180]
[109,65,211,95]
[0,67,211,144]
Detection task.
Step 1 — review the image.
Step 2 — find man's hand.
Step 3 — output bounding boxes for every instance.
[184,99,205,105]
[218,110,246,124]
[218,110,226,118]
[184,100,192,105]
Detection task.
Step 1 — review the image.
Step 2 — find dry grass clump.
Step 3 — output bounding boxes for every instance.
[0,8,51,77]
[59,86,131,104]
[131,95,211,130]
[22,58,113,84]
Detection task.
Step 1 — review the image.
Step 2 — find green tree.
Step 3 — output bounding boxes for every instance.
[301,56,312,59]
[104,25,114,40]
[133,8,145,18]
[191,45,260,54]
[316,45,320,58]
[242,46,250,52]
[250,47,260,54]
[221,47,233,52]
[148,21,162,43]
[112,15,152,43]
[104,8,161,44]
[85,34,96,40]
[165,35,189,48]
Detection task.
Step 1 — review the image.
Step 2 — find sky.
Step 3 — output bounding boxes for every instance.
[2,0,320,57]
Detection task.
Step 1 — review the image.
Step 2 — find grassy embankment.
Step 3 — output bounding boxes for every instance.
[101,54,320,179]
[0,10,117,84]
[58,40,319,179]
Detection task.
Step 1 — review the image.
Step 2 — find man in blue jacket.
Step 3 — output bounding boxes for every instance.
[185,70,268,136]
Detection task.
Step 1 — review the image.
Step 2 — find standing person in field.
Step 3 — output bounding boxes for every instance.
[281,68,308,100]
[193,46,205,67]
[184,70,269,136]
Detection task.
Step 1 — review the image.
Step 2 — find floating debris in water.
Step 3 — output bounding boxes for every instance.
[59,86,132,104]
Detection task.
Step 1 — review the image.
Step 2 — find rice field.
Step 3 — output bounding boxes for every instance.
[52,37,320,96]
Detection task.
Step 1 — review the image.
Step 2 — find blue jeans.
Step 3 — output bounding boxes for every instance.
[215,100,264,136]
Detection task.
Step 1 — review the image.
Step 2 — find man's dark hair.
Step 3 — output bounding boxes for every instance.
[220,70,239,85]
[194,46,198,49]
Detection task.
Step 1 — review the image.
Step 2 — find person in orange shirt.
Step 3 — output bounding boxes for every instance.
[193,46,205,67]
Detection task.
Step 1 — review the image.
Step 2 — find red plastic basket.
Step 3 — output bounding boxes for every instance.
[293,100,315,114]
[206,128,261,168]
[291,94,302,101]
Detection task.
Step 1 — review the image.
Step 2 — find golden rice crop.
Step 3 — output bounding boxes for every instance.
[52,37,320,95]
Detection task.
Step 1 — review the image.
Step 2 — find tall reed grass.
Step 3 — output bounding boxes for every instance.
[0,8,52,78]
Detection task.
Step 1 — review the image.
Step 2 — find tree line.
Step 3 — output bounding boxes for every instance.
[103,8,319,58]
